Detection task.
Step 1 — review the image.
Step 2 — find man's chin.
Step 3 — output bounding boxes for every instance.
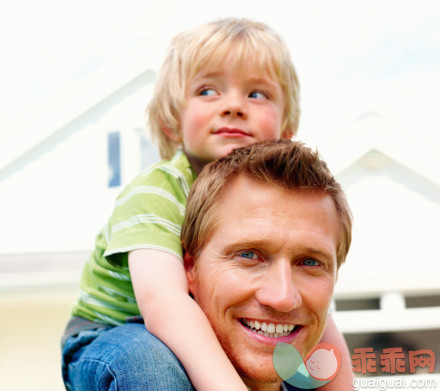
[239,368,283,390]
[228,350,282,386]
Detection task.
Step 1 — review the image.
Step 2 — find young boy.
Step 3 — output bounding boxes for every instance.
[62,18,352,390]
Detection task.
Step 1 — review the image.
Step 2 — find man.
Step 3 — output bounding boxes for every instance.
[181,139,353,390]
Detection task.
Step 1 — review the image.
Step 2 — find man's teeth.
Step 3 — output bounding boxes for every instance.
[242,319,295,338]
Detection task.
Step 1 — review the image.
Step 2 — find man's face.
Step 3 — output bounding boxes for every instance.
[185,176,340,388]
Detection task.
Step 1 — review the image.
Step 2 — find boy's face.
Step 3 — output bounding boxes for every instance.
[180,60,289,173]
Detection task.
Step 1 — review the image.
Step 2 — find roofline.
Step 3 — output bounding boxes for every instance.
[0,37,164,180]
[319,113,440,186]
[0,69,156,182]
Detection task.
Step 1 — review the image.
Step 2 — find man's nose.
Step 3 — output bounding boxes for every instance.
[220,91,247,119]
[255,261,302,313]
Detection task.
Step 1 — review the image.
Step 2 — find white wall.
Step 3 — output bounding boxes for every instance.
[336,151,440,287]
[0,81,158,254]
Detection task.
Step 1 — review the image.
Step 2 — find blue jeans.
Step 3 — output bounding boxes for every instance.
[62,322,194,390]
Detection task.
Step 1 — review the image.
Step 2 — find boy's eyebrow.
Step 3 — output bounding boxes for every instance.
[192,71,279,88]
[246,77,280,90]
[192,71,220,79]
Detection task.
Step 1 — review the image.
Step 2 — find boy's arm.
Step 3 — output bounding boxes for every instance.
[316,315,354,391]
[129,248,248,391]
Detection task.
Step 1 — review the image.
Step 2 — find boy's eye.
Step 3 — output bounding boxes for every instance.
[199,88,218,96]
[299,258,321,267]
[249,91,268,99]
[237,250,260,260]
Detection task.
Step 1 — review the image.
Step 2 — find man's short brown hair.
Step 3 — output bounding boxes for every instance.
[181,140,352,268]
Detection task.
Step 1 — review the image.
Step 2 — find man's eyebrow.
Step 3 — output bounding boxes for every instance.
[301,247,335,262]
[222,239,273,253]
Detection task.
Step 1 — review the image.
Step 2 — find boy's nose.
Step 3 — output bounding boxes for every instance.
[221,108,246,118]
[220,93,248,119]
[255,261,302,313]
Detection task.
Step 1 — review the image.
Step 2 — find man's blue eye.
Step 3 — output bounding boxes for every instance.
[239,251,258,260]
[249,91,267,99]
[200,88,217,96]
[302,259,320,266]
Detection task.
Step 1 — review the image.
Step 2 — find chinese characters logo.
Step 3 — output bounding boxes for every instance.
[351,347,435,374]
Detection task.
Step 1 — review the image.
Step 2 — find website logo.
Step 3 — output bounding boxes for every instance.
[273,342,342,389]
[351,347,435,374]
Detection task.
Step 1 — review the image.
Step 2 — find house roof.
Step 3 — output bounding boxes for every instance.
[319,112,440,187]
[0,37,165,182]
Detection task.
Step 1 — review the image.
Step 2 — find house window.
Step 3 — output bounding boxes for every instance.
[137,128,160,169]
[108,131,121,187]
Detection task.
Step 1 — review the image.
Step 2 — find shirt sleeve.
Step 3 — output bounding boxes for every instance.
[103,165,189,265]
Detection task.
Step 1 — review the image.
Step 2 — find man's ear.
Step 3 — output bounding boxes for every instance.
[159,117,181,142]
[183,251,196,294]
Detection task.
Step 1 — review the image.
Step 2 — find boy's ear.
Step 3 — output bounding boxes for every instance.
[281,129,294,140]
[159,117,181,142]
[183,251,196,294]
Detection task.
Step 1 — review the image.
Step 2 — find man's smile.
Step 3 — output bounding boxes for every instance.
[237,317,305,347]
[240,318,298,337]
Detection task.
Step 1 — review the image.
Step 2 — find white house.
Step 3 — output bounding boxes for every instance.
[0,37,165,267]
[0,38,164,391]
[322,113,440,331]
[1,45,439,389]
[322,114,440,379]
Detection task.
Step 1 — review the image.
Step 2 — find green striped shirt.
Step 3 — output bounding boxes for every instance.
[72,150,197,325]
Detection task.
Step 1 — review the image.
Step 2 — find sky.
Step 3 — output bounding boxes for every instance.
[1,0,440,148]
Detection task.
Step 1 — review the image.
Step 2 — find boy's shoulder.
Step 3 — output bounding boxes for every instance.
[121,150,197,197]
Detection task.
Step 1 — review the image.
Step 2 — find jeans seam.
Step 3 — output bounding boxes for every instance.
[70,358,119,391]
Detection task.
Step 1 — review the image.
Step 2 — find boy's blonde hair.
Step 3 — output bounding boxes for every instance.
[147,18,301,160]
